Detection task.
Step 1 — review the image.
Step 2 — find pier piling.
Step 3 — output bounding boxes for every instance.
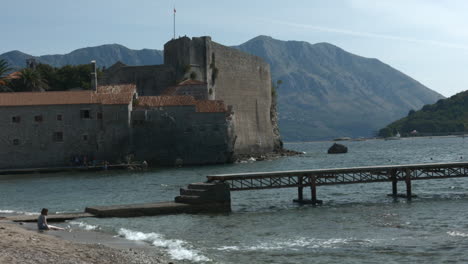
[391,170,398,197]
[405,169,412,199]
[311,176,317,204]
[297,176,304,201]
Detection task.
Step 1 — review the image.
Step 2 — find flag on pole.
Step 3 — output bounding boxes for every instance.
[173,6,176,39]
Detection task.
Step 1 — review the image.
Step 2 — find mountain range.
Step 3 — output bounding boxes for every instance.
[0,44,163,69]
[0,36,444,141]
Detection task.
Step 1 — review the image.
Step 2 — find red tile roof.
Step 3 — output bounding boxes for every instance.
[160,86,178,96]
[4,71,22,80]
[0,84,136,106]
[97,84,136,94]
[137,96,196,107]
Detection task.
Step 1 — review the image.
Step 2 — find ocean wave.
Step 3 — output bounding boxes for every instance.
[0,209,39,215]
[447,231,468,237]
[217,237,375,251]
[69,221,99,231]
[118,228,210,262]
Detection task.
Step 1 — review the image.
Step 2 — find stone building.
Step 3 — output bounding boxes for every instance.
[102,36,281,157]
[0,84,234,168]
[131,96,234,165]
[0,85,135,168]
[0,36,281,169]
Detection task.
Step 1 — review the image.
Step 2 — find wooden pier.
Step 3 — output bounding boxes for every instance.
[6,162,468,223]
[206,162,468,204]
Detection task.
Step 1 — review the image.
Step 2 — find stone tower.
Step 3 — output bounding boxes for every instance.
[164,37,277,155]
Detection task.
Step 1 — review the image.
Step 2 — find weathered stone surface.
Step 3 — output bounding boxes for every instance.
[0,103,131,169]
[328,143,348,154]
[177,182,231,203]
[85,201,230,217]
[131,106,234,166]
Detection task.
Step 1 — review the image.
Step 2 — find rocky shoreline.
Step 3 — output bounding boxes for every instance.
[0,221,172,264]
[234,148,303,162]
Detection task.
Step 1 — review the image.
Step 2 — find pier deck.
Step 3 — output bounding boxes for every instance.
[85,201,228,217]
[207,162,468,204]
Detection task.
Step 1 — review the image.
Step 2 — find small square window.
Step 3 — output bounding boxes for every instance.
[53,132,63,142]
[83,135,88,141]
[80,110,91,119]
[57,114,62,121]
[34,115,43,122]
[12,139,20,145]
[12,116,21,123]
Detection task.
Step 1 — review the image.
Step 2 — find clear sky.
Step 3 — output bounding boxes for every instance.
[2,0,468,97]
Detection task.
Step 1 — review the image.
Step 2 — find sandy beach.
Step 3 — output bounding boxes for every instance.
[0,221,172,264]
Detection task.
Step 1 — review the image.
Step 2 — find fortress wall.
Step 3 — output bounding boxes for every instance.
[164,37,192,81]
[98,104,132,161]
[164,37,209,83]
[131,106,232,165]
[103,65,175,96]
[0,104,130,169]
[210,42,275,155]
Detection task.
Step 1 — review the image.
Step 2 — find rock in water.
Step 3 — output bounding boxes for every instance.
[328,143,348,154]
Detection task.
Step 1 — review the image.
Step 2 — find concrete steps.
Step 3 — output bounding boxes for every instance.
[179,188,208,196]
[174,182,231,212]
[187,182,218,190]
[175,195,207,204]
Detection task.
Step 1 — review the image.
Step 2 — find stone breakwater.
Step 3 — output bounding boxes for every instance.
[0,221,171,264]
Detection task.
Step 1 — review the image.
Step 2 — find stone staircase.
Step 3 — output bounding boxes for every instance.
[175,182,231,212]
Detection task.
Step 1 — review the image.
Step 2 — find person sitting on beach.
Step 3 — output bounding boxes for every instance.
[37,208,64,231]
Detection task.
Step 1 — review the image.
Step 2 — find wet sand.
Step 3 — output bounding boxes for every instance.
[0,220,172,264]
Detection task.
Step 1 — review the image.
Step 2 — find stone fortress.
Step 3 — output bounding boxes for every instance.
[0,36,282,168]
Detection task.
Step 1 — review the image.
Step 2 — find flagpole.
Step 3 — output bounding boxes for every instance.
[173,7,176,39]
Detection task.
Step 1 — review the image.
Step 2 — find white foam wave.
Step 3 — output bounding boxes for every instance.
[0,209,39,215]
[118,228,210,262]
[448,231,468,237]
[69,221,99,231]
[217,237,374,251]
[217,246,240,251]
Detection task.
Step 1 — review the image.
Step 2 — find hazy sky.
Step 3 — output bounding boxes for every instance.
[2,0,468,97]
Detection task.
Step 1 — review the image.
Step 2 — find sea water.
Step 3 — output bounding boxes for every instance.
[1,137,468,263]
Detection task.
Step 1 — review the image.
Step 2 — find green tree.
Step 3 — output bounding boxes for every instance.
[55,64,95,90]
[18,68,48,91]
[378,127,393,138]
[36,64,60,90]
[0,59,12,86]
